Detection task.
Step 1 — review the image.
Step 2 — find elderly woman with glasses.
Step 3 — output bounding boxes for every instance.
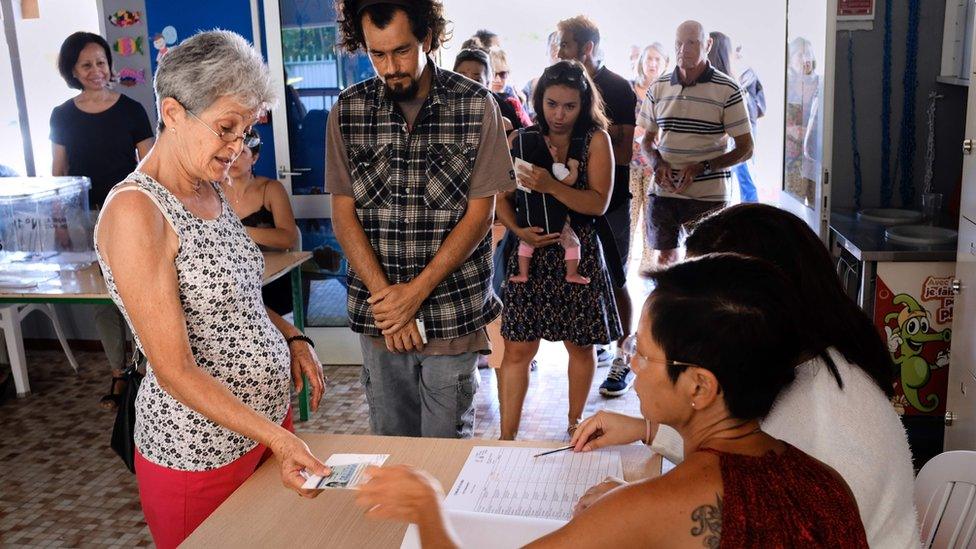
[93,30,329,548]
[352,254,868,547]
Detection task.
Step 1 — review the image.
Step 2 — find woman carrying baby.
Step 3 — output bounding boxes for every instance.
[496,60,622,440]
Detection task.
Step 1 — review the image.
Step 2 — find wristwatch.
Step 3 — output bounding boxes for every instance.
[701,160,712,175]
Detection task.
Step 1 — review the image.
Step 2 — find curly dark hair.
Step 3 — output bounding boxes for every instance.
[335,0,451,53]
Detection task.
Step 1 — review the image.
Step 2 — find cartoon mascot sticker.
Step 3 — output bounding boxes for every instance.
[884,294,951,413]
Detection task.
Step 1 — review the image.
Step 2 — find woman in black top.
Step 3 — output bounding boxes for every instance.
[220,139,300,315]
[50,32,154,409]
[50,32,154,209]
[496,61,621,440]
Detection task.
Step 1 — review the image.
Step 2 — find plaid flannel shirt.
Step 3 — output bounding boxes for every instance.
[336,62,501,339]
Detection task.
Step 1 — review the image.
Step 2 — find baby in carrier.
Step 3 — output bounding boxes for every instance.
[510,140,590,285]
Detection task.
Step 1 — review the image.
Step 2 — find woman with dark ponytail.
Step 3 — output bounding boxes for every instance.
[571,203,919,548]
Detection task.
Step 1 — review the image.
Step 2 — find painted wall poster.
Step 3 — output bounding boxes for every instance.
[107,9,141,27]
[99,0,156,128]
[874,262,954,416]
[113,36,145,56]
[117,68,146,87]
[151,25,177,63]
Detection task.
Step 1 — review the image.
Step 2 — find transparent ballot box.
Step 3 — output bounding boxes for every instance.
[0,176,96,272]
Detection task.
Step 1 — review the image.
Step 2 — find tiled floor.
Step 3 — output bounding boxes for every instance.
[1,235,655,547]
[0,343,642,547]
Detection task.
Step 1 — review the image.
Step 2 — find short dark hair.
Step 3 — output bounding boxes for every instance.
[453,48,492,78]
[533,60,608,135]
[57,32,113,90]
[685,203,896,397]
[335,0,451,53]
[473,29,498,46]
[557,15,600,51]
[645,253,806,420]
[460,37,486,51]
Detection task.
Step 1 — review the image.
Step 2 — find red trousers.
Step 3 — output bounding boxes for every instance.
[134,408,294,548]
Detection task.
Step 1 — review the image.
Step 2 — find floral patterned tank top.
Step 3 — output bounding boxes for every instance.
[95,171,290,471]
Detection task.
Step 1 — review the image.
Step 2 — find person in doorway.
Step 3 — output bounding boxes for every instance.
[629,43,670,272]
[328,0,515,438]
[354,254,869,548]
[50,31,155,410]
[555,15,638,394]
[785,37,821,206]
[708,31,761,203]
[221,138,300,314]
[496,60,620,440]
[94,30,328,548]
[570,204,920,548]
[736,42,766,203]
[639,20,752,270]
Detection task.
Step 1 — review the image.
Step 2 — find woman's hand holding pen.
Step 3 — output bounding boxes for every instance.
[570,411,651,452]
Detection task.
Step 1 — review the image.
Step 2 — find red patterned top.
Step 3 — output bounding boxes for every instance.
[700,444,869,548]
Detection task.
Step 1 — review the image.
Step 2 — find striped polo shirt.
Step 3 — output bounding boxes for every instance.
[638,62,751,201]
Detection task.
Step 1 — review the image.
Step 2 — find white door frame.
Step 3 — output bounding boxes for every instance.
[779,0,837,241]
[263,0,362,365]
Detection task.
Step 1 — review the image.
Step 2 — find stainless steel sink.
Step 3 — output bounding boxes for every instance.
[857,208,924,226]
[884,225,958,246]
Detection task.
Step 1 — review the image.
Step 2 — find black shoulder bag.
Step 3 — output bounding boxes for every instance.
[111,349,144,473]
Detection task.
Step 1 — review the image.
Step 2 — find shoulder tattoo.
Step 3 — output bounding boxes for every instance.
[690,494,722,548]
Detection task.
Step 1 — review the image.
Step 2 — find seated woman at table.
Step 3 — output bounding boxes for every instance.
[353,254,869,547]
[570,204,919,548]
[94,30,329,549]
[220,138,299,314]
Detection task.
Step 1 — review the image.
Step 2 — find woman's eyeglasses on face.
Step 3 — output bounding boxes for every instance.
[619,334,699,373]
[180,101,261,148]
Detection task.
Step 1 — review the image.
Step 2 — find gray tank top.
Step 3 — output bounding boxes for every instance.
[95,171,290,471]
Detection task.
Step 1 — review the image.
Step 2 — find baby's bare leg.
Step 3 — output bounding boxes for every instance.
[510,241,534,283]
[561,224,589,285]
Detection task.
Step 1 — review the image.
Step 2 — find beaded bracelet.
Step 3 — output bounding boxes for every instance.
[285,335,315,348]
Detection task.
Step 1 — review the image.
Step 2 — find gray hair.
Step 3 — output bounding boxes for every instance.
[154,30,277,129]
[677,20,708,43]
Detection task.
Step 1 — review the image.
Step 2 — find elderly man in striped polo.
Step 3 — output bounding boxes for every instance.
[639,20,754,267]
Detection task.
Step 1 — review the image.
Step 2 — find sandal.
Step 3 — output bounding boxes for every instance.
[99,371,126,411]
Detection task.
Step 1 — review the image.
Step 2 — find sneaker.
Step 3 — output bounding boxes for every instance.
[596,346,614,368]
[599,358,633,397]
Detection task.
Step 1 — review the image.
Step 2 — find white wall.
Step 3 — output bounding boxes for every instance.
[13,0,101,176]
[440,0,787,202]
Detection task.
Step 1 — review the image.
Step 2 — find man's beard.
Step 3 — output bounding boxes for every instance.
[384,73,420,101]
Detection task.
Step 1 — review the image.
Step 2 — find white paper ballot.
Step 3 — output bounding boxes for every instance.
[513,158,534,192]
[444,446,623,522]
[400,509,566,549]
[300,453,389,490]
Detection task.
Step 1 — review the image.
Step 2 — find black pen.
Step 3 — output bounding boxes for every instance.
[532,445,574,458]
